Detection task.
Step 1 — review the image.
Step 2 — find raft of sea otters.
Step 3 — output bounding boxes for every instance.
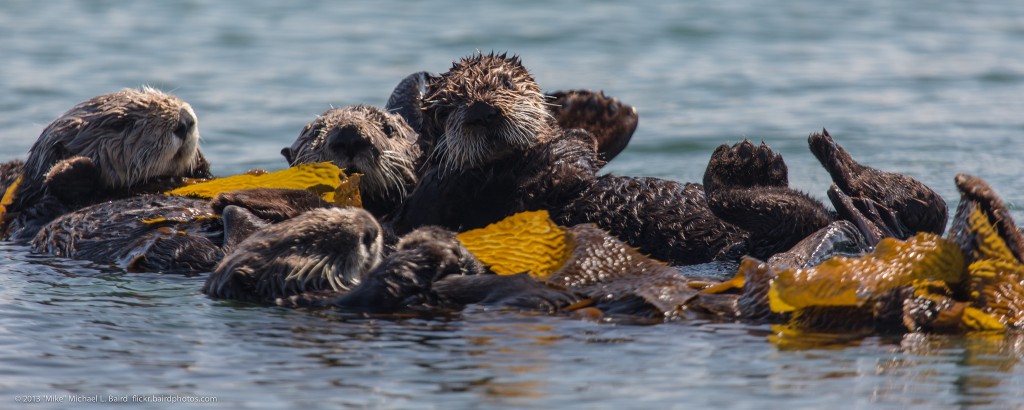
[2,52,1022,335]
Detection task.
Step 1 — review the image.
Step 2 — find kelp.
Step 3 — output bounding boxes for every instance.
[166,162,362,207]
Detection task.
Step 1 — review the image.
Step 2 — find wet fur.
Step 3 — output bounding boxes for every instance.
[394,53,830,265]
[421,53,555,175]
[809,129,947,238]
[203,207,384,304]
[5,87,211,241]
[545,89,638,162]
[282,105,420,217]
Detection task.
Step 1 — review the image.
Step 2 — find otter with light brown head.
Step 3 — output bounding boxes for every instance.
[4,87,211,241]
[281,105,421,218]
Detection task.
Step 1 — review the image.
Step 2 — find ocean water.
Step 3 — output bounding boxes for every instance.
[1,1,1024,408]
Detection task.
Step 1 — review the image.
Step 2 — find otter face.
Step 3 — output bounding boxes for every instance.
[203,207,385,303]
[425,52,553,174]
[24,87,205,191]
[283,105,420,204]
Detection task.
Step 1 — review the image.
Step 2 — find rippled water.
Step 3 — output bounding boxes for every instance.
[2,1,1024,408]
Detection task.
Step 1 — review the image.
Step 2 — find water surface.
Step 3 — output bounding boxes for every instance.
[2,1,1024,408]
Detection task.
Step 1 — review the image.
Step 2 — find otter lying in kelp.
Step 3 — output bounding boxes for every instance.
[281,71,639,219]
[33,163,355,275]
[388,53,947,267]
[0,87,212,242]
[210,171,1023,336]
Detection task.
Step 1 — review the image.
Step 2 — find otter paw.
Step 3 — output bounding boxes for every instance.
[43,156,103,206]
[546,89,639,161]
[703,139,788,195]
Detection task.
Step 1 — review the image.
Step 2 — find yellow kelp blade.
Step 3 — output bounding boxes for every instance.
[457,210,570,278]
[166,162,361,206]
[333,173,362,208]
[0,175,21,221]
[904,280,1005,332]
[769,232,965,313]
[958,206,1024,328]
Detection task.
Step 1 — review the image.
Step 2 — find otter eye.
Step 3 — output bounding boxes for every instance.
[174,115,194,140]
[502,78,515,89]
[382,123,395,137]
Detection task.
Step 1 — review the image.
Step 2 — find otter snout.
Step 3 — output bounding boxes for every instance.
[328,125,373,158]
[464,101,500,127]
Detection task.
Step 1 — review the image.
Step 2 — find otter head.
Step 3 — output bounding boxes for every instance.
[424,52,554,174]
[282,105,420,216]
[21,87,207,200]
[203,206,385,303]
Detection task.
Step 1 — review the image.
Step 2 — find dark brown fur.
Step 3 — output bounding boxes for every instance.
[545,89,638,162]
[809,129,947,238]
[393,53,832,265]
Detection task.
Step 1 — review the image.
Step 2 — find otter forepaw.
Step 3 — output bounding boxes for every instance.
[546,89,639,162]
[43,156,102,206]
[702,139,788,195]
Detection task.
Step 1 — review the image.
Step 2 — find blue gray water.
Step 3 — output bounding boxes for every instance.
[1,1,1024,408]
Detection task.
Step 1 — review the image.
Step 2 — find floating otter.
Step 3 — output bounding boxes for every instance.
[391,53,832,265]
[282,73,639,219]
[202,207,384,303]
[2,87,211,242]
[205,212,579,311]
[282,104,421,218]
[33,166,339,274]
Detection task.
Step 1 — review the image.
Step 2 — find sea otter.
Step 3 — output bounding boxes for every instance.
[2,87,211,242]
[282,72,639,219]
[390,52,833,265]
[281,104,422,218]
[33,168,334,275]
[202,206,384,303]
[205,211,579,311]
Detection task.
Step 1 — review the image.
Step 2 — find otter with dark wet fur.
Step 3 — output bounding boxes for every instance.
[206,216,578,311]
[3,87,211,242]
[393,53,832,265]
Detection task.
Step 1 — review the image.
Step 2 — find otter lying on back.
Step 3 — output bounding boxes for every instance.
[2,87,211,242]
[282,72,639,219]
[389,53,832,265]
[391,53,949,266]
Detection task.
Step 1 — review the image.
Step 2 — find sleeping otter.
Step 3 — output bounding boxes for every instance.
[2,87,211,242]
[205,212,578,311]
[390,53,832,265]
[202,207,384,303]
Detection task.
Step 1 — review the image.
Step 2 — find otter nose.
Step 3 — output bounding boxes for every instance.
[328,125,371,157]
[464,101,499,127]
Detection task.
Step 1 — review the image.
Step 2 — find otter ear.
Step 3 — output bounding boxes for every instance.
[280,147,293,164]
[221,205,271,253]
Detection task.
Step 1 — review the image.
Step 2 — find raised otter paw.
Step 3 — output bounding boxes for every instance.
[546,89,639,162]
[43,156,103,207]
[703,139,788,196]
